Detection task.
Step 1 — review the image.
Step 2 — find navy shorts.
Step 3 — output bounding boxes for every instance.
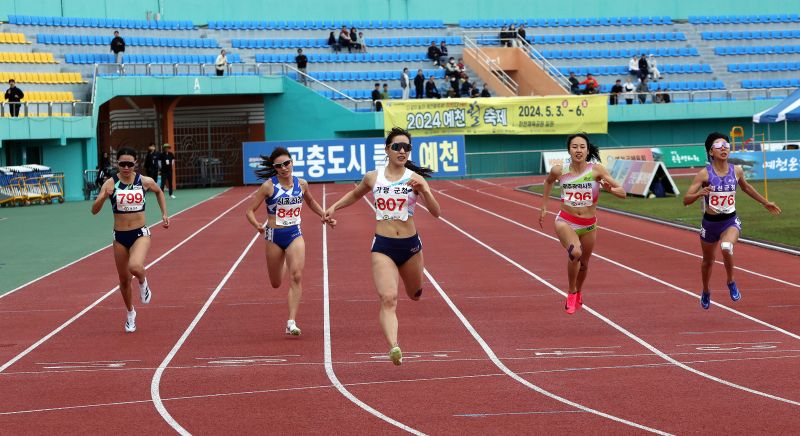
[700,212,741,243]
[113,226,151,249]
[266,225,302,251]
[371,233,422,266]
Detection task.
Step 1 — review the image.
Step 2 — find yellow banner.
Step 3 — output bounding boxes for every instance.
[382,95,608,136]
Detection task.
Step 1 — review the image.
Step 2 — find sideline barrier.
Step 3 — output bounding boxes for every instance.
[730,149,800,179]
[542,146,707,172]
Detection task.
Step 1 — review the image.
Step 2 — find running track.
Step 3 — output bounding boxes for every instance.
[1,179,798,435]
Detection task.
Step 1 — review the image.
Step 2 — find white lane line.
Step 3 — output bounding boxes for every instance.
[1,187,234,299]
[323,184,428,436]
[519,346,621,351]
[423,268,671,435]
[428,192,800,406]
[676,342,782,347]
[151,233,259,436]
[439,186,800,342]
[465,180,800,288]
[0,191,255,375]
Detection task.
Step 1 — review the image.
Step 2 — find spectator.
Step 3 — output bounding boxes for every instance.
[380,83,390,102]
[445,57,459,78]
[328,32,341,52]
[159,144,176,198]
[661,92,671,103]
[623,78,635,104]
[610,79,623,105]
[648,54,661,80]
[100,152,111,171]
[517,24,526,46]
[215,49,227,76]
[439,41,449,67]
[350,27,363,53]
[638,55,649,81]
[110,31,125,66]
[629,55,640,82]
[5,79,23,117]
[400,68,410,100]
[295,49,308,85]
[425,76,441,99]
[499,26,509,47]
[144,144,159,184]
[568,72,580,94]
[456,58,466,73]
[580,74,598,94]
[414,69,425,99]
[636,78,649,104]
[654,90,664,104]
[470,83,480,97]
[371,83,382,111]
[443,77,453,96]
[446,86,456,98]
[481,84,491,97]
[339,26,352,53]
[461,76,472,95]
[427,41,442,67]
[358,32,367,53]
[508,24,517,46]
[451,75,462,97]
[95,165,111,189]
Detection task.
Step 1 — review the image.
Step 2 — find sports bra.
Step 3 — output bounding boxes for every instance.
[110,173,146,214]
[560,163,599,208]
[374,167,418,221]
[703,163,737,214]
[266,175,304,226]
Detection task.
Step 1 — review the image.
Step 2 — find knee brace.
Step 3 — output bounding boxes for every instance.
[721,242,733,255]
[568,244,582,262]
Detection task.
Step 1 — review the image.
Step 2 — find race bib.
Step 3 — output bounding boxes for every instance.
[562,185,593,208]
[116,188,145,212]
[276,203,302,226]
[708,190,736,214]
[375,186,409,221]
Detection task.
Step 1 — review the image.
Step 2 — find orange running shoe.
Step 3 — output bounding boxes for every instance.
[565,293,577,314]
[575,291,583,310]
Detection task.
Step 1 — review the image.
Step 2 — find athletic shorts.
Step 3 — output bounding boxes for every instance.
[371,233,422,266]
[265,225,302,251]
[555,210,597,237]
[700,212,741,243]
[113,226,151,250]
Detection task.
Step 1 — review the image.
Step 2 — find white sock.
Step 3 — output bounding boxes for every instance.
[139,278,148,291]
[128,308,136,319]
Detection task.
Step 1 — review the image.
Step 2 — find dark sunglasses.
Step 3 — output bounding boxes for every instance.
[272,159,293,169]
[389,142,412,152]
[118,161,136,168]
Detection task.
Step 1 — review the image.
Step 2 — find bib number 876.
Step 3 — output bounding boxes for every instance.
[710,195,734,207]
[277,207,301,218]
[376,198,406,211]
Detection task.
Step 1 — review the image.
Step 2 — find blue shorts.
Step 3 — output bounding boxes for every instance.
[700,212,741,243]
[371,233,422,266]
[266,225,302,250]
[113,226,150,250]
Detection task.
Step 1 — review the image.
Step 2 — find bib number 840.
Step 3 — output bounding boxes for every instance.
[277,207,301,218]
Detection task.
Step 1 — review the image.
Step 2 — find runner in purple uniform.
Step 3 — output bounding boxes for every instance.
[683,133,781,309]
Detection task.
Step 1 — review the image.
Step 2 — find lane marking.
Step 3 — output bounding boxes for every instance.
[0,190,256,374]
[1,187,234,299]
[519,346,621,351]
[680,330,777,335]
[455,410,586,417]
[676,342,781,347]
[418,199,800,407]
[151,233,260,436]
[323,184,428,436]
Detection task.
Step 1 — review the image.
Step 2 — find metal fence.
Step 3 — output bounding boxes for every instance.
[173,117,250,187]
[97,119,163,172]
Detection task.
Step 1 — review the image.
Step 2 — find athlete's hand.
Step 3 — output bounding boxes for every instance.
[323,216,338,228]
[698,186,713,197]
[100,185,114,199]
[539,209,547,229]
[255,222,266,234]
[599,178,611,192]
[322,208,335,224]
[162,215,170,229]
[406,179,428,194]
[764,202,781,215]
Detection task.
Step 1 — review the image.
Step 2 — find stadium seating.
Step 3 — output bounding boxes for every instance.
[458,16,673,27]
[207,19,445,30]
[38,34,221,48]
[714,44,800,55]
[551,64,713,76]
[702,29,800,40]
[1,91,79,102]
[742,78,800,88]
[507,32,686,45]
[233,36,463,49]
[0,52,59,63]
[532,47,699,60]
[65,53,244,64]
[0,72,87,83]
[0,33,31,44]
[689,14,800,24]
[7,15,198,30]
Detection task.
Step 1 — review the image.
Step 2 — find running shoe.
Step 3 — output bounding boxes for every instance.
[139,280,151,304]
[389,346,402,366]
[125,310,136,333]
[565,293,577,314]
[170,195,176,199]
[575,291,583,310]
[286,320,301,336]
[701,291,711,310]
[728,282,741,302]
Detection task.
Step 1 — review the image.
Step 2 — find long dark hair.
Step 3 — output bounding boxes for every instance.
[385,127,434,178]
[566,133,601,163]
[254,147,292,180]
[116,146,138,161]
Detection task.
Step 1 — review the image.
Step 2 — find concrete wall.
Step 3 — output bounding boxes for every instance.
[466,47,567,97]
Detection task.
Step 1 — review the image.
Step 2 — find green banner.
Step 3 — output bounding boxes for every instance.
[651,146,708,168]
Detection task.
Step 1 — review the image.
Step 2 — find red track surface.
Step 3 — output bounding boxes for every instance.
[1,180,799,435]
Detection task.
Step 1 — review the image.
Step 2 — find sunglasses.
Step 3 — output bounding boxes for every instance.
[389,142,412,152]
[712,141,731,150]
[118,161,136,168]
[272,159,292,169]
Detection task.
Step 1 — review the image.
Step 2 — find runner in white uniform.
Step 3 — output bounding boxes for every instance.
[324,127,441,366]
[91,147,170,332]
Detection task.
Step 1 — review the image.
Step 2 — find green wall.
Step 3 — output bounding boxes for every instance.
[3,0,799,23]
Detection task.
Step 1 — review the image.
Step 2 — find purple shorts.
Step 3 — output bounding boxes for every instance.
[700,213,741,243]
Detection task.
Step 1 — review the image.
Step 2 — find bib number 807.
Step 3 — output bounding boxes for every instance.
[277,207,301,218]
[376,198,406,211]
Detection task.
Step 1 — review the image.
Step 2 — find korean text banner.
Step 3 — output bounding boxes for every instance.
[382,95,608,136]
[730,150,800,180]
[608,160,661,196]
[242,135,466,184]
[652,146,707,168]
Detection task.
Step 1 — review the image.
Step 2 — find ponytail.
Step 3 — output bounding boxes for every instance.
[254,147,291,180]
[566,133,601,163]
[385,126,435,178]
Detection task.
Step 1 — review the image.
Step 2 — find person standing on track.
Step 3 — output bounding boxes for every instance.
[245,147,333,336]
[91,147,170,333]
[323,127,441,366]
[539,133,626,314]
[683,133,781,309]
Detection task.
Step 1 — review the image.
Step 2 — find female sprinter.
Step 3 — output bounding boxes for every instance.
[324,127,441,366]
[91,147,170,332]
[683,132,781,309]
[539,133,626,314]
[245,147,332,336]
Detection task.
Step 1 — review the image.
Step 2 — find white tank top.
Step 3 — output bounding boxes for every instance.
[373,167,418,221]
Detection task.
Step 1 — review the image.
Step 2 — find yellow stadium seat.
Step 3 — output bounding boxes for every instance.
[43,72,53,83]
[16,53,26,63]
[60,73,70,84]
[1,53,8,62]
[47,53,58,64]
[19,34,30,44]
[0,34,7,43]
[9,34,20,43]
[32,53,42,63]
[18,72,29,82]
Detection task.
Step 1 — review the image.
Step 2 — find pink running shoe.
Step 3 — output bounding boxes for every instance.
[565,293,577,314]
[575,291,583,310]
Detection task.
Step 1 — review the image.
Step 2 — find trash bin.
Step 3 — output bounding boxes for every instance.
[651,182,666,198]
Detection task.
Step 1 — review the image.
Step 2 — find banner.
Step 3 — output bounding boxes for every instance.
[382,95,608,137]
[651,146,707,168]
[600,148,653,168]
[730,150,800,180]
[242,135,466,184]
[541,151,571,173]
[609,160,679,197]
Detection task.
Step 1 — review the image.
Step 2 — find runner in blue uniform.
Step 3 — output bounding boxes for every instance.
[92,147,170,332]
[684,133,781,309]
[246,147,332,336]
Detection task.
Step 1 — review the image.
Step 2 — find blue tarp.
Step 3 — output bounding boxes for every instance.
[753,88,800,123]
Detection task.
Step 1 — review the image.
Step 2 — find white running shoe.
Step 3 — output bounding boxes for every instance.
[170,195,176,199]
[286,320,301,336]
[389,346,402,366]
[139,280,151,304]
[125,310,136,333]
